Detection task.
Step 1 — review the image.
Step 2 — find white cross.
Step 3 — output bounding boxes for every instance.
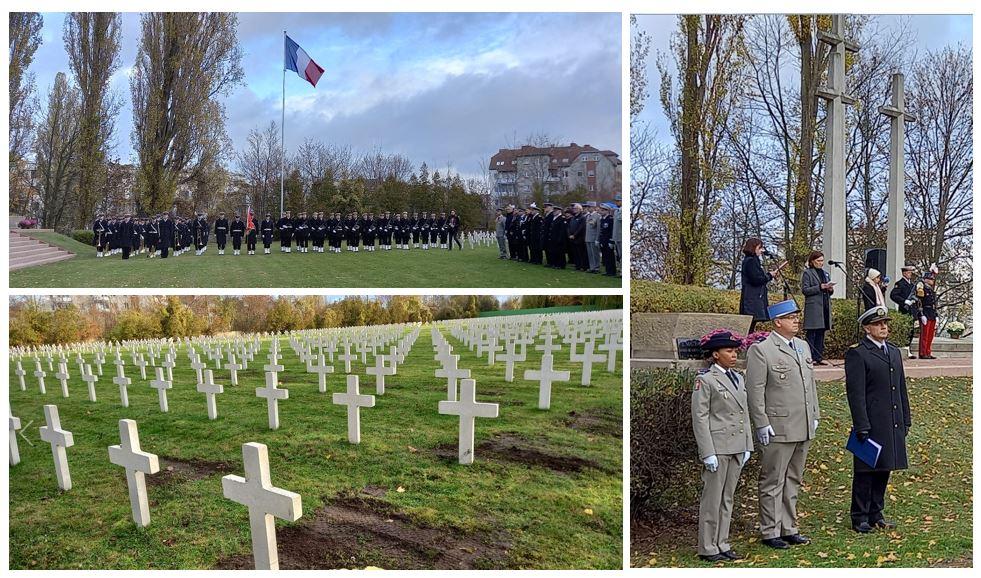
[524,353,570,410]
[221,442,302,570]
[161,354,175,381]
[149,366,172,412]
[497,341,526,383]
[570,340,606,386]
[113,362,132,407]
[108,419,160,527]
[81,364,99,402]
[134,354,148,380]
[94,351,105,376]
[338,344,356,374]
[197,369,224,420]
[34,360,47,394]
[598,335,622,373]
[365,353,396,395]
[190,356,207,384]
[54,362,70,398]
[307,353,334,393]
[437,378,499,465]
[225,353,242,386]
[435,354,470,402]
[15,361,26,390]
[39,404,74,490]
[256,372,288,430]
[486,338,503,365]
[9,414,22,466]
[332,375,375,444]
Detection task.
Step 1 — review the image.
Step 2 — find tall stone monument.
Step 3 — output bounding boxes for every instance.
[817,14,859,295]
[880,72,915,298]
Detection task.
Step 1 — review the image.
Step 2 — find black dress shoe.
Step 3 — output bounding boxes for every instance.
[872,518,897,529]
[722,550,743,560]
[853,521,874,533]
[761,538,790,549]
[698,553,728,562]
[781,534,811,545]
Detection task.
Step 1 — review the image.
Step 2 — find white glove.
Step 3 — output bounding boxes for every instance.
[921,316,928,325]
[740,451,751,466]
[703,455,719,472]
[757,425,775,446]
[814,420,819,432]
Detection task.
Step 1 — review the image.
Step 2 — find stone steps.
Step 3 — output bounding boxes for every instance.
[9,230,75,270]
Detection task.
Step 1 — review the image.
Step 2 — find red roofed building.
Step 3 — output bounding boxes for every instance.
[488,143,621,202]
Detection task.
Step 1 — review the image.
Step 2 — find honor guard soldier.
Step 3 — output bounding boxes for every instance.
[889,265,919,358]
[436,211,448,249]
[260,213,274,254]
[293,211,308,252]
[193,212,209,255]
[410,212,421,248]
[245,213,257,255]
[375,212,388,250]
[541,202,555,267]
[93,215,107,257]
[692,330,753,562]
[311,212,325,252]
[420,212,431,249]
[157,213,174,258]
[745,299,820,549]
[915,270,939,359]
[214,212,229,254]
[229,214,246,255]
[845,306,911,534]
[363,213,377,251]
[429,211,439,248]
[547,206,568,269]
[598,204,618,276]
[277,211,293,252]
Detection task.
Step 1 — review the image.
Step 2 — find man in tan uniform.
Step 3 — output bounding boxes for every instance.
[745,299,821,549]
[692,330,754,562]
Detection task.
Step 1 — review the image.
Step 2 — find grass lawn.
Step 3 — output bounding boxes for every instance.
[9,232,621,289]
[8,329,622,569]
[631,376,973,568]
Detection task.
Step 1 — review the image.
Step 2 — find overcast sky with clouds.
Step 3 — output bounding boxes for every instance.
[31,12,621,177]
[633,14,972,146]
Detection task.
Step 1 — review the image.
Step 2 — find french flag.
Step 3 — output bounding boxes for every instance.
[284,34,324,88]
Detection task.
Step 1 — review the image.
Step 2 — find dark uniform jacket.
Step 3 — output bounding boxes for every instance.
[739,254,772,321]
[157,219,175,248]
[890,278,917,316]
[230,219,246,239]
[844,338,911,472]
[214,218,229,238]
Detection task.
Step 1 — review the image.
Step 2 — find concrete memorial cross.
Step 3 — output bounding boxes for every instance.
[365,352,396,395]
[34,360,47,395]
[161,353,176,381]
[55,362,70,398]
[256,371,288,430]
[332,375,376,444]
[94,351,105,376]
[221,442,302,570]
[197,369,224,420]
[81,363,99,402]
[190,355,207,384]
[307,353,334,393]
[9,414,22,466]
[598,334,622,373]
[880,71,916,286]
[15,360,26,391]
[225,353,242,386]
[437,378,499,465]
[524,353,571,410]
[134,354,149,380]
[149,367,173,412]
[339,343,356,374]
[497,340,526,383]
[108,419,160,528]
[435,354,470,402]
[39,404,74,490]
[113,362,132,407]
[323,341,337,362]
[570,339,606,386]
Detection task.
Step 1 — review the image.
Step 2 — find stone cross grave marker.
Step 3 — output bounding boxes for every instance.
[435,354,470,402]
[94,351,105,376]
[190,355,207,384]
[221,442,302,570]
[365,352,396,395]
[39,404,74,490]
[570,339,606,386]
[339,343,356,374]
[9,414,22,466]
[498,340,526,383]
[437,378,499,465]
[113,363,132,407]
[108,419,160,528]
[161,353,175,381]
[81,363,99,402]
[34,360,47,394]
[332,375,375,444]
[55,361,70,398]
[15,360,26,391]
[256,371,288,430]
[307,353,334,393]
[226,353,242,386]
[524,353,571,410]
[149,366,172,412]
[197,369,224,420]
[598,334,622,373]
[134,354,148,380]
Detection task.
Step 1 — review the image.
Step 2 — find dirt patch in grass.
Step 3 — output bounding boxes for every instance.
[565,408,621,437]
[214,494,511,569]
[147,457,235,487]
[434,433,611,474]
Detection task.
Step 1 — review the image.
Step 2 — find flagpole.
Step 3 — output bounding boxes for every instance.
[280,30,286,217]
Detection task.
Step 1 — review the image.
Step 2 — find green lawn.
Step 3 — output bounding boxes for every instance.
[9,232,621,288]
[9,329,622,569]
[631,376,973,568]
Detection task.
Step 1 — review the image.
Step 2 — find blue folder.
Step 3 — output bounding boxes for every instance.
[846,430,883,468]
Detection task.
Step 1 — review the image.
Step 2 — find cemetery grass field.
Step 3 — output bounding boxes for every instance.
[8,330,623,569]
[9,232,621,288]
[631,376,973,568]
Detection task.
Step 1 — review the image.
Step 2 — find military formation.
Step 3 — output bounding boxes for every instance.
[92,210,467,258]
[494,198,621,277]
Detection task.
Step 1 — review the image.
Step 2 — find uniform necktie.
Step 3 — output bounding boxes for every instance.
[881,344,888,356]
[726,370,738,390]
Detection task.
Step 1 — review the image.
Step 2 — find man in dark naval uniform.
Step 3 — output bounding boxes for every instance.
[844,306,912,534]
[230,213,246,255]
[889,265,919,358]
[193,212,209,255]
[157,213,175,258]
[214,212,229,255]
[260,213,274,254]
[277,211,293,253]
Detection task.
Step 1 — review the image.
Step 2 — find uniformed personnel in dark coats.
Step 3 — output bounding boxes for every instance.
[567,203,588,271]
[214,213,229,254]
[548,206,568,269]
[260,214,274,254]
[889,265,919,357]
[230,214,246,255]
[117,216,134,259]
[277,211,293,252]
[528,205,543,264]
[157,214,175,258]
[541,202,555,267]
[844,306,912,534]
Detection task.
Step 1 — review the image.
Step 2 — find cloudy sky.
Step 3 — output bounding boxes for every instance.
[32,12,621,177]
[633,14,972,145]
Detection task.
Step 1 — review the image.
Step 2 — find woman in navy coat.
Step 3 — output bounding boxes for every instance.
[739,238,778,332]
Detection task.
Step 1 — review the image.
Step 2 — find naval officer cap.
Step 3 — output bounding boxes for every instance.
[767,299,800,320]
[859,306,890,325]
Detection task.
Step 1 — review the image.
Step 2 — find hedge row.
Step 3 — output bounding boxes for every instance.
[631,281,913,359]
[71,230,94,246]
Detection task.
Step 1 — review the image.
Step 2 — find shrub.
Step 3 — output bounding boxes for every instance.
[631,281,913,359]
[72,230,95,246]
